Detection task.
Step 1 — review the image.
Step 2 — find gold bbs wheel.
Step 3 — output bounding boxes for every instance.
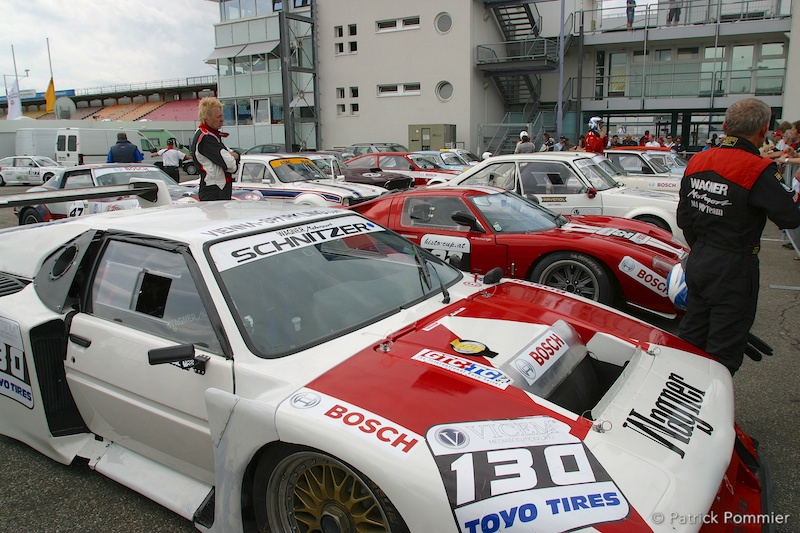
[254,445,408,533]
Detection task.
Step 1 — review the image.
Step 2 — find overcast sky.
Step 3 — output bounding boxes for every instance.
[0,0,220,95]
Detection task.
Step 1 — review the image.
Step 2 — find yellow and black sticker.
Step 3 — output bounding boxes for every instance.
[450,339,498,358]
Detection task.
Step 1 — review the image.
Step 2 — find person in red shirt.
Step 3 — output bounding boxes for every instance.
[584,116,606,154]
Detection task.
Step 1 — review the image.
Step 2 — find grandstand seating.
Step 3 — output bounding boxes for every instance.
[72,106,106,120]
[141,99,200,122]
[116,101,166,121]
[86,103,144,121]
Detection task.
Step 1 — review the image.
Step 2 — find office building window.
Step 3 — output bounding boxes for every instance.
[377,16,421,32]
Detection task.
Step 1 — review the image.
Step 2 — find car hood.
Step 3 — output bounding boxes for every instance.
[602,186,679,203]
[278,281,733,532]
[300,178,386,196]
[556,218,687,259]
[343,169,410,183]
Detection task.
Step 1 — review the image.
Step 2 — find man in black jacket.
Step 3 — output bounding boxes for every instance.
[677,98,800,374]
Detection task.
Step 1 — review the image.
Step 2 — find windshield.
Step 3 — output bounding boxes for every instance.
[211,214,462,357]
[470,192,560,233]
[34,156,60,167]
[457,151,480,163]
[408,154,447,170]
[94,167,179,186]
[440,153,465,166]
[593,155,627,178]
[271,158,328,182]
[309,157,334,174]
[649,152,687,169]
[641,153,671,173]
[574,159,618,190]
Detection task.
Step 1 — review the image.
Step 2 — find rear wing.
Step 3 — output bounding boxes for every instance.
[0,178,174,211]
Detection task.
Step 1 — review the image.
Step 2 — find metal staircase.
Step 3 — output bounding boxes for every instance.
[478,1,575,154]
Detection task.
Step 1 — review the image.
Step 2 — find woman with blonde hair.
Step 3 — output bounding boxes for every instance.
[190,97,239,200]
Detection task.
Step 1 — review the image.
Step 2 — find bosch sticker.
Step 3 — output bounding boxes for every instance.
[510,329,569,386]
[0,316,34,409]
[618,256,667,296]
[287,388,421,458]
[650,181,678,189]
[211,215,383,271]
[427,417,629,532]
[412,349,512,389]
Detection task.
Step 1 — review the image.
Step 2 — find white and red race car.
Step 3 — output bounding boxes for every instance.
[0,183,770,532]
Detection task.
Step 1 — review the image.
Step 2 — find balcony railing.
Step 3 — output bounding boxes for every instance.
[593,68,785,100]
[74,76,218,97]
[580,0,789,33]
[477,38,562,65]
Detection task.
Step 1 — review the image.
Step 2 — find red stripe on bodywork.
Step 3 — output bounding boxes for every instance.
[308,282,708,443]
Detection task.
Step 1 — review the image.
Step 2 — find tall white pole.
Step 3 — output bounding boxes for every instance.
[11,45,19,83]
[47,38,54,79]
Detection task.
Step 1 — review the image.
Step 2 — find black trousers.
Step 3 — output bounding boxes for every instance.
[678,242,759,375]
[163,166,180,181]
[198,180,233,201]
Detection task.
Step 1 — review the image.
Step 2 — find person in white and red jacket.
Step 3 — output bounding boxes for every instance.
[191,97,239,201]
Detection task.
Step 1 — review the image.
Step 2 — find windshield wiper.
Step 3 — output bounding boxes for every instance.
[412,244,450,304]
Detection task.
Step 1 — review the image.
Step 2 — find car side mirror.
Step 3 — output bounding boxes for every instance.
[524,193,540,204]
[451,211,484,232]
[588,187,598,199]
[148,344,210,375]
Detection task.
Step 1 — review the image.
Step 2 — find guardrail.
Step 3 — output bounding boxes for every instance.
[74,76,218,97]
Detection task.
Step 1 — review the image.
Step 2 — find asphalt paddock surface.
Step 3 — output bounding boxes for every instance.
[0,183,797,532]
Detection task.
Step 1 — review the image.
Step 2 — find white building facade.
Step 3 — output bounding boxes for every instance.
[205,0,795,154]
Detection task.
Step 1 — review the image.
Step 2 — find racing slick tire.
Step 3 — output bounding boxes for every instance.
[18,208,44,225]
[633,214,671,232]
[530,251,614,304]
[253,443,410,533]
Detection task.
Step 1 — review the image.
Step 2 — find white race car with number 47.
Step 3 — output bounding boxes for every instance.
[0,182,770,533]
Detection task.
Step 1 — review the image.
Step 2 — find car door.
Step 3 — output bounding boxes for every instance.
[64,238,233,480]
[516,160,603,216]
[9,157,34,184]
[393,195,502,273]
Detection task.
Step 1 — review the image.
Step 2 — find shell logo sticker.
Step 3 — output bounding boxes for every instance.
[450,339,498,358]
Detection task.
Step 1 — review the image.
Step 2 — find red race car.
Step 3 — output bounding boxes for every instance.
[344,152,460,186]
[351,185,689,318]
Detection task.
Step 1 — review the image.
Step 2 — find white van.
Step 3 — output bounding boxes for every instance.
[55,128,144,166]
[16,128,59,160]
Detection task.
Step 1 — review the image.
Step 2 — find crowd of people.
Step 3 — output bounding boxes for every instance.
[526,125,687,154]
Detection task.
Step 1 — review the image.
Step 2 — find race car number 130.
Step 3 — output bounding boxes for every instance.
[426,416,629,533]
[0,316,34,408]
